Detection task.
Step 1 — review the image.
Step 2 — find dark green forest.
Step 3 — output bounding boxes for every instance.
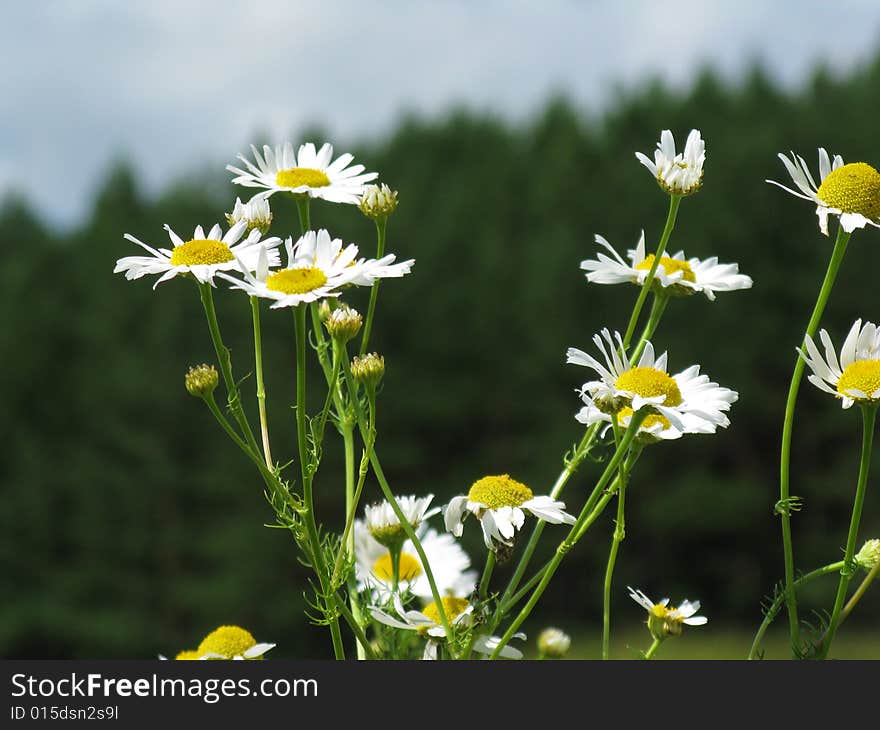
[3,56,880,659]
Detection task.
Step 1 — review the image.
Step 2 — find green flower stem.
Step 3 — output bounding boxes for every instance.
[629,293,670,366]
[747,560,845,660]
[330,425,373,586]
[778,227,851,652]
[198,282,260,457]
[479,551,496,602]
[819,404,877,660]
[489,412,646,659]
[840,557,880,625]
[200,392,276,485]
[250,296,273,468]
[295,196,311,233]
[499,559,552,615]
[339,358,456,649]
[359,217,386,355]
[314,342,342,445]
[293,304,345,660]
[621,195,681,350]
[643,637,663,660]
[602,420,630,660]
[331,591,375,660]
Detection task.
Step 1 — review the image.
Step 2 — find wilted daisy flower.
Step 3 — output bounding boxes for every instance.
[354,521,477,600]
[370,596,525,659]
[196,625,275,660]
[635,129,705,196]
[580,231,752,300]
[767,148,880,236]
[628,586,707,640]
[115,221,281,289]
[798,319,880,408]
[567,329,737,435]
[445,474,575,550]
[364,495,440,551]
[227,142,378,204]
[217,229,412,308]
[225,196,272,234]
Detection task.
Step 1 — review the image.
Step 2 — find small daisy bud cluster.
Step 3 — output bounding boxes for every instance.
[855,539,880,572]
[351,353,385,388]
[359,183,398,220]
[323,304,363,343]
[185,364,219,398]
[226,196,273,235]
[537,627,571,658]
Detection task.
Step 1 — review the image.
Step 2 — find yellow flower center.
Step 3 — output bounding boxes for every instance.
[467,474,533,510]
[836,359,880,399]
[651,604,671,619]
[174,650,201,660]
[265,267,328,295]
[168,239,234,267]
[614,367,683,406]
[617,406,671,431]
[422,596,471,625]
[372,552,423,581]
[635,255,696,283]
[816,162,880,219]
[276,167,331,189]
[197,625,257,659]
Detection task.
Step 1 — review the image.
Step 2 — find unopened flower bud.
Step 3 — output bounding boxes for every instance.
[359,183,399,220]
[185,364,219,397]
[324,304,363,343]
[537,627,571,658]
[351,353,385,388]
[855,539,880,572]
[226,196,273,235]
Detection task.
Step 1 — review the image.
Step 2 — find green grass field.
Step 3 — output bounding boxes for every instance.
[530,625,880,660]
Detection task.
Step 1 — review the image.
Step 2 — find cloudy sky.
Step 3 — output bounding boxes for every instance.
[3,0,880,229]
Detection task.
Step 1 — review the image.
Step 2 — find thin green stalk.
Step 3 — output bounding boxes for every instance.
[629,293,669,366]
[330,427,373,586]
[339,359,456,648]
[621,195,681,350]
[489,412,646,659]
[778,227,851,652]
[747,560,844,660]
[840,557,880,625]
[359,217,386,355]
[332,592,375,660]
[198,282,261,457]
[643,637,662,660]
[250,296,273,468]
[293,305,345,660]
[819,404,876,660]
[341,422,369,660]
[295,196,311,233]
[479,552,496,602]
[602,420,630,660]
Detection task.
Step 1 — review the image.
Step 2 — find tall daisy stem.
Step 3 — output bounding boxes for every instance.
[602,421,631,659]
[747,560,844,660]
[479,552,497,602]
[778,227,850,652]
[359,217,386,355]
[622,195,681,350]
[293,304,345,660]
[630,293,670,366]
[489,412,646,659]
[643,637,662,660]
[250,296,273,468]
[818,404,876,660]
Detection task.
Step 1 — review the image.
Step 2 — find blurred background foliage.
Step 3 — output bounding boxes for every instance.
[3,54,880,660]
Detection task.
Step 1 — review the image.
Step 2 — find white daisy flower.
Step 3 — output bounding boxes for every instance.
[537,627,571,658]
[566,329,737,435]
[227,142,378,204]
[628,586,707,639]
[354,521,477,600]
[195,625,275,660]
[766,147,880,236]
[226,196,272,234]
[370,596,525,659]
[798,319,880,409]
[217,229,412,309]
[444,474,575,550]
[580,231,752,301]
[114,221,281,289]
[635,129,705,196]
[363,494,440,549]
